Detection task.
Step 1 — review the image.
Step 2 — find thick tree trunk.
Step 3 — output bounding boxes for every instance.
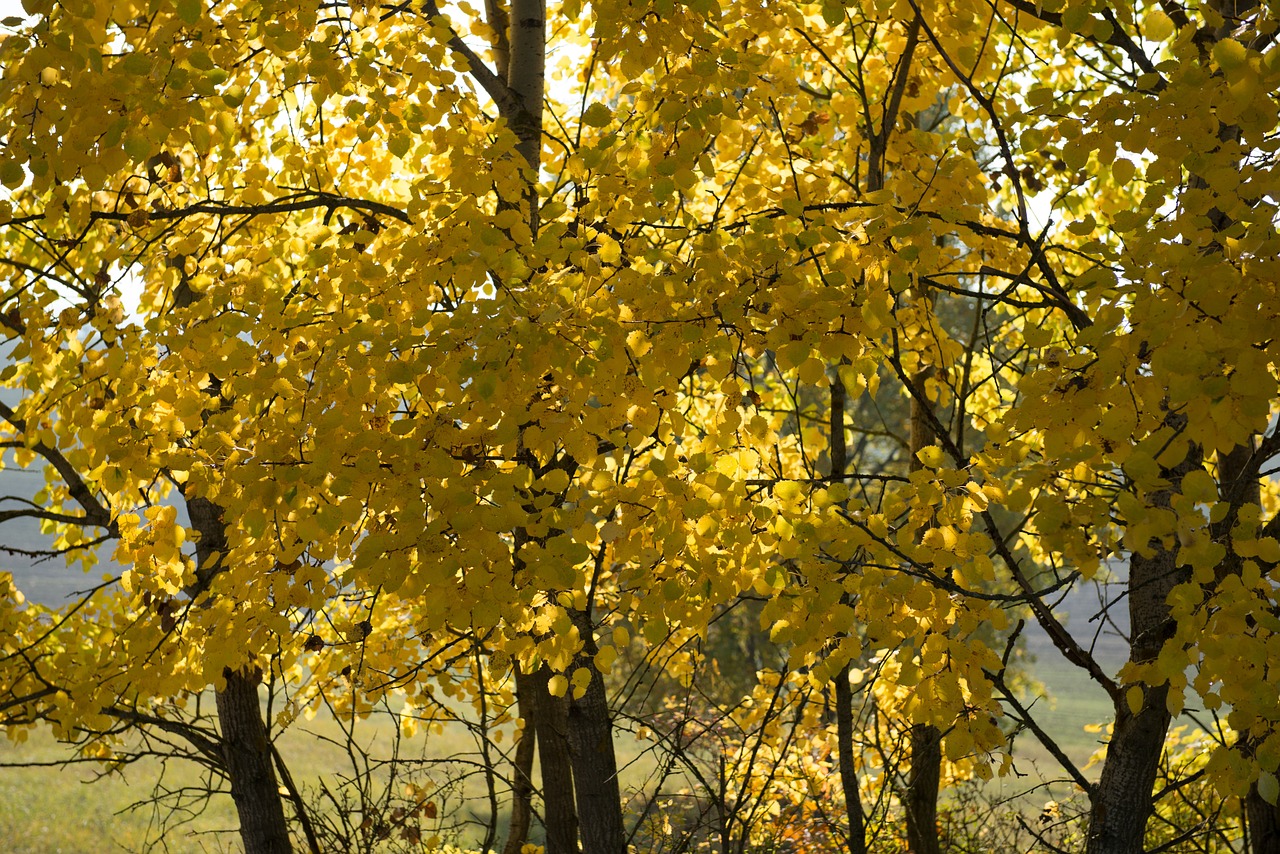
[186,497,294,854]
[565,608,625,854]
[1217,443,1280,854]
[1086,445,1197,854]
[1248,790,1280,854]
[217,667,293,854]
[904,723,942,854]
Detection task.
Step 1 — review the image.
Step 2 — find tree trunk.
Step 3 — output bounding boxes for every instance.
[1217,442,1280,854]
[565,608,625,854]
[1086,444,1198,854]
[829,373,868,854]
[186,497,294,854]
[904,723,942,854]
[1248,790,1280,854]
[217,666,293,854]
[835,665,868,854]
[521,665,579,853]
[904,355,942,854]
[502,675,537,854]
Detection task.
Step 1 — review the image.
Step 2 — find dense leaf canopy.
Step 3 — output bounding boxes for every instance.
[2,0,1280,850]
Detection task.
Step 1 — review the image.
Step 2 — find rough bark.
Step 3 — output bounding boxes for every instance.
[1248,792,1280,854]
[502,677,537,854]
[565,608,625,854]
[1217,442,1280,854]
[903,724,942,854]
[217,666,293,854]
[521,664,579,854]
[186,497,293,854]
[1086,443,1198,854]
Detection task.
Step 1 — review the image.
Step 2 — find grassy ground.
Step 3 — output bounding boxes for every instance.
[0,709,431,853]
[0,731,240,853]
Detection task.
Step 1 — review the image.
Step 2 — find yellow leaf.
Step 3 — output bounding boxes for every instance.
[1180,469,1218,504]
[1144,9,1174,42]
[916,446,946,468]
[1213,38,1247,71]
[1126,685,1145,715]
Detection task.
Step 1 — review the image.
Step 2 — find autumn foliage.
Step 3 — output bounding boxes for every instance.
[2,0,1280,851]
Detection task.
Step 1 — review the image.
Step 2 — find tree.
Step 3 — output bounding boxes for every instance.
[3,0,1280,852]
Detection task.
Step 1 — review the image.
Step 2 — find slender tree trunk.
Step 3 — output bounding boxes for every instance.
[521,665,580,854]
[503,678,537,854]
[904,355,942,854]
[1086,442,1198,854]
[505,0,545,225]
[835,665,868,854]
[185,496,294,854]
[565,608,625,854]
[828,371,869,854]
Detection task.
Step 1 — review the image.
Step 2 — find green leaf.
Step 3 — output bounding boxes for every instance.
[387,133,410,159]
[0,160,24,189]
[582,102,613,127]
[1259,772,1279,805]
[176,0,201,25]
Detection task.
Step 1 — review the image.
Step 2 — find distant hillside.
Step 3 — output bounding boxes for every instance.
[0,466,116,606]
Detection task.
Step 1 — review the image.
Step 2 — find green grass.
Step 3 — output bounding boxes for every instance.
[0,731,240,853]
[0,702,660,852]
